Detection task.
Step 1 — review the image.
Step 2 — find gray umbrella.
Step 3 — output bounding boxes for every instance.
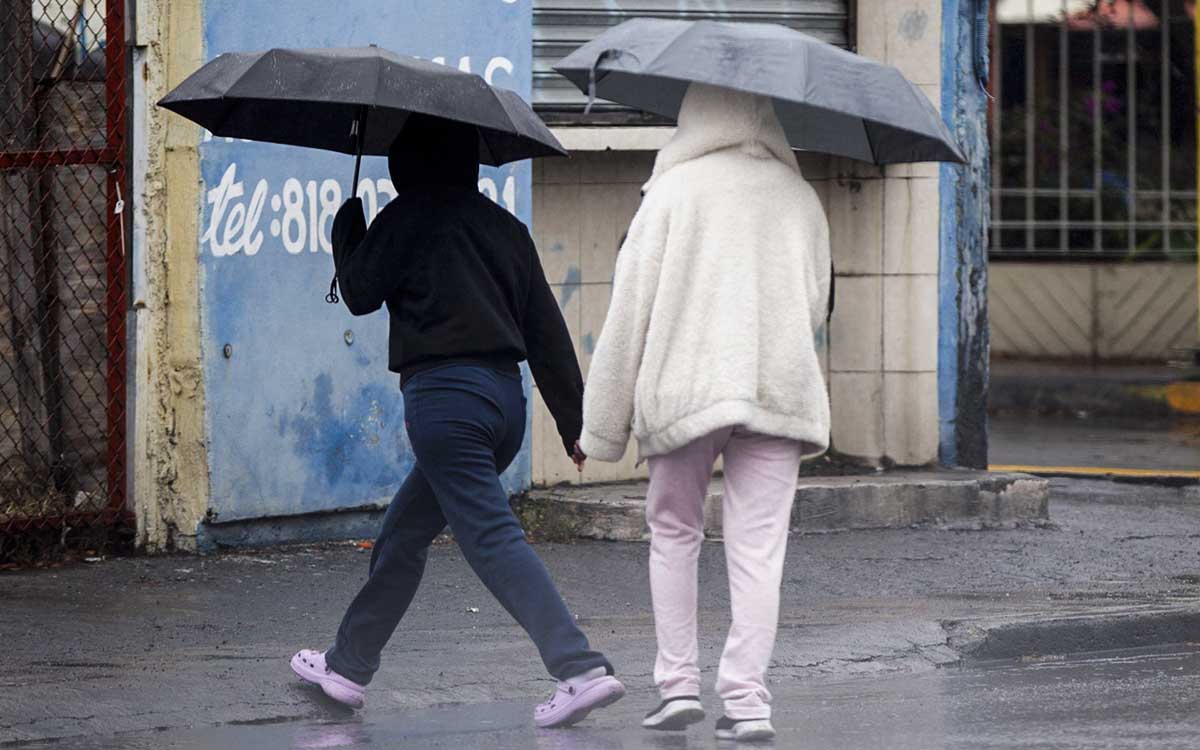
[160,45,566,191]
[555,18,964,165]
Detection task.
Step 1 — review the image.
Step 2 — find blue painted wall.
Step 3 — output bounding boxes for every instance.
[938,0,991,468]
[197,1,534,522]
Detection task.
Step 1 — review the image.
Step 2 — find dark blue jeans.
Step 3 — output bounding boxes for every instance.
[325,365,611,685]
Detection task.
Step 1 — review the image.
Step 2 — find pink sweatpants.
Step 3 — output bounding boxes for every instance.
[646,427,802,720]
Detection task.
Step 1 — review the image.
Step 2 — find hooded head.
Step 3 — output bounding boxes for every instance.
[645,83,796,193]
[388,113,481,189]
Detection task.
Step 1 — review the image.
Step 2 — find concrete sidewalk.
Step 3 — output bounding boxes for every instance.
[2,479,1199,745]
[514,470,1049,542]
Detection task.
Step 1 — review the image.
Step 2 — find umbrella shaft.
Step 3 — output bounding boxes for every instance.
[350,106,367,199]
[352,152,362,199]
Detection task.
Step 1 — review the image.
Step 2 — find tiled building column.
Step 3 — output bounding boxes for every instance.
[530,152,650,485]
[824,0,943,466]
[530,1,949,482]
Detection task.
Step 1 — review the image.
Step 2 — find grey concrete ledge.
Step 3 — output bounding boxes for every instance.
[195,471,1049,550]
[947,603,1200,662]
[513,470,1051,542]
[198,506,387,552]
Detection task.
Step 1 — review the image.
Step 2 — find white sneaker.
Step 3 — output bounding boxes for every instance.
[715,716,775,742]
[642,696,706,730]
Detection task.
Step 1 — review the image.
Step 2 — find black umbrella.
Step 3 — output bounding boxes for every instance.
[159,45,565,303]
[159,45,567,192]
[555,19,964,165]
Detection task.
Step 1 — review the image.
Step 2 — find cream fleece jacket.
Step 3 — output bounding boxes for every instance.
[580,83,832,463]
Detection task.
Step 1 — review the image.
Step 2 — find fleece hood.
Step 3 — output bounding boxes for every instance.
[388,112,480,189]
[645,83,797,193]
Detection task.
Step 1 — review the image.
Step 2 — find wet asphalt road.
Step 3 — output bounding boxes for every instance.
[14,646,1199,750]
[5,488,1200,746]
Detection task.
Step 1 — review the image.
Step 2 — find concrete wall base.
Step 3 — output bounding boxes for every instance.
[193,471,1049,551]
[196,508,387,552]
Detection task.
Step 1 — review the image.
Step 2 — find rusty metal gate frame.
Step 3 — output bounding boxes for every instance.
[0,0,128,536]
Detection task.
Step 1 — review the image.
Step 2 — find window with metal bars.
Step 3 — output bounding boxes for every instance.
[990,0,1198,260]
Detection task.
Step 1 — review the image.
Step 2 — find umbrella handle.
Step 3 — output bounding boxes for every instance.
[584,51,615,115]
[584,49,637,115]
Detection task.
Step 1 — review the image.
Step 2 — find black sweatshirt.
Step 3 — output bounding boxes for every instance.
[330,115,583,456]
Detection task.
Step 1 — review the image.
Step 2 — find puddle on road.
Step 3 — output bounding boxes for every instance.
[19,647,1200,750]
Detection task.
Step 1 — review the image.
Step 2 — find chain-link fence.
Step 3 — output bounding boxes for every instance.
[0,1,127,557]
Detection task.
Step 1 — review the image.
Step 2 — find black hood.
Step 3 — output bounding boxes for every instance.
[388,113,480,189]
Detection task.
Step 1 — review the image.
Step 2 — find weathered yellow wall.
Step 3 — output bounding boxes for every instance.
[131,0,210,551]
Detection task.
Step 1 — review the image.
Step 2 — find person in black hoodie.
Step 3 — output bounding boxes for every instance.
[289,114,624,727]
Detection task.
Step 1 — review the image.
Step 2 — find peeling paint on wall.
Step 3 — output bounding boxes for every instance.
[559,266,581,308]
[899,10,931,41]
[131,0,212,552]
[939,0,991,468]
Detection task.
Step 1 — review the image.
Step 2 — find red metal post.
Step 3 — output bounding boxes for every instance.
[0,1,131,544]
[104,0,128,517]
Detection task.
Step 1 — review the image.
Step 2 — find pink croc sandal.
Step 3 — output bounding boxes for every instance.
[290,649,366,709]
[535,673,625,728]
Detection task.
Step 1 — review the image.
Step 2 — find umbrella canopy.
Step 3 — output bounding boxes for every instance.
[555,19,964,165]
[160,45,565,306]
[159,45,566,165]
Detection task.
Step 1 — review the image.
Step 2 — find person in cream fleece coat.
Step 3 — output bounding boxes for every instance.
[580,83,831,742]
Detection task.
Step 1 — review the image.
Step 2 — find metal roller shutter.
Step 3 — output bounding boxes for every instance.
[533,0,853,119]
